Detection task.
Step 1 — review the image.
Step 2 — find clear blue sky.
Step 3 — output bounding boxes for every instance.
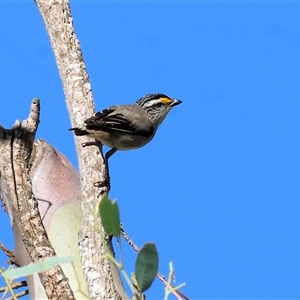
[1,1,300,299]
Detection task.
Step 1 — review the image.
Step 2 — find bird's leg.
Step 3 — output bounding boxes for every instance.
[105,147,118,161]
[104,148,118,188]
[80,140,111,189]
[93,147,118,191]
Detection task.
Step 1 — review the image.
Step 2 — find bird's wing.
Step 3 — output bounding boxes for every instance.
[84,105,155,137]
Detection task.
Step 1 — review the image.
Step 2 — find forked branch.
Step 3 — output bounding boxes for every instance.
[0,99,75,299]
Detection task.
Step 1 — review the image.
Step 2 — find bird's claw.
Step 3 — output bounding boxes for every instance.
[94,179,111,191]
[82,141,100,147]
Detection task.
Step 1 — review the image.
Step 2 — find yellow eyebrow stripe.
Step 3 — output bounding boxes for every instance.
[160,97,172,104]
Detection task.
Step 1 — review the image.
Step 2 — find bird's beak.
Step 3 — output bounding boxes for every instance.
[171,99,182,107]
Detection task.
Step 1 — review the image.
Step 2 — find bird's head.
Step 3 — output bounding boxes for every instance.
[136,93,182,126]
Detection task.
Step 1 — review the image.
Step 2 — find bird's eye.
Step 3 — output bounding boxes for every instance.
[156,102,163,107]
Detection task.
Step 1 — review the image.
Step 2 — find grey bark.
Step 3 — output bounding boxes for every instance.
[0,100,75,299]
[34,0,127,298]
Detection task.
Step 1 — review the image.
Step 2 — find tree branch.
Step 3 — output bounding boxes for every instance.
[0,99,75,299]
[34,0,127,298]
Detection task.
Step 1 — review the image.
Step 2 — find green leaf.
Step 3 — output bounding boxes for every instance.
[2,256,74,280]
[99,195,121,238]
[135,243,159,293]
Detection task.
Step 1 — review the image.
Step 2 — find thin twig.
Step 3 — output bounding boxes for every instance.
[0,243,16,266]
[121,226,190,300]
[0,281,27,292]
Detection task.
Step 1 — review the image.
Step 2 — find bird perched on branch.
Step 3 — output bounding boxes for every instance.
[69,93,182,187]
[70,93,182,159]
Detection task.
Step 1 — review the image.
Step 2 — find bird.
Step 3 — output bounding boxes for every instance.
[69,93,182,187]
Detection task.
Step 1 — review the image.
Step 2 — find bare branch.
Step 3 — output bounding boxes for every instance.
[0,280,27,292]
[0,99,75,299]
[34,0,127,298]
[0,241,16,266]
